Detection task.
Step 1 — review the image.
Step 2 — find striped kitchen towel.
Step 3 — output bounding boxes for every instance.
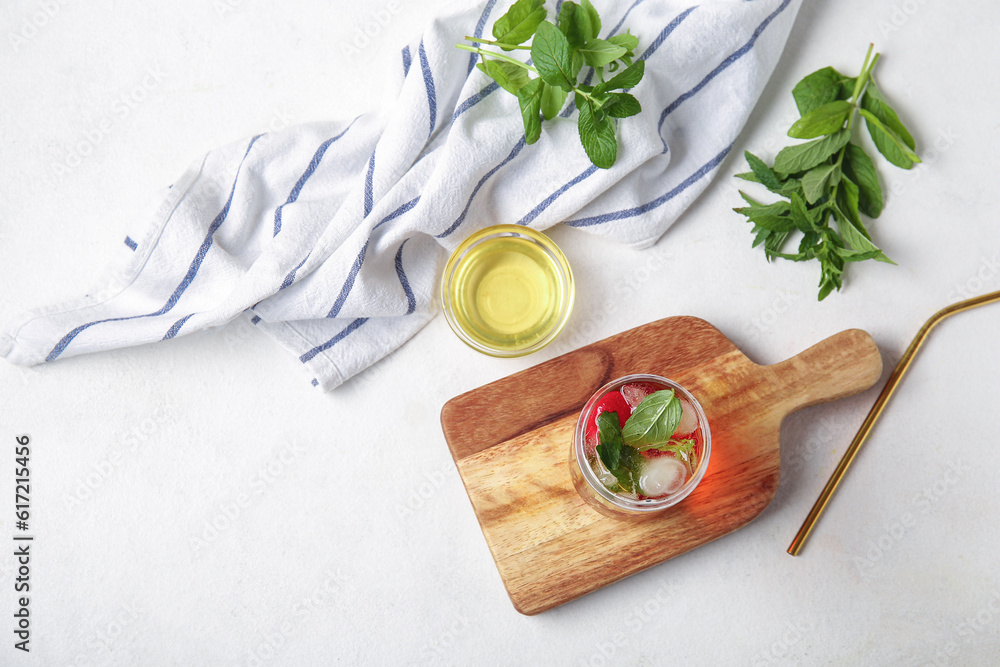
[0,0,801,390]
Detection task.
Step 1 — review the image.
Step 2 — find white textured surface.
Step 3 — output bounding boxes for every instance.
[2,0,999,665]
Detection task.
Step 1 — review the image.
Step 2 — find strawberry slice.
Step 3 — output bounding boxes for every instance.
[585,389,633,442]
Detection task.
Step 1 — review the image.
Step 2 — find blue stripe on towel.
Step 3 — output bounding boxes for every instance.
[45,134,264,362]
[299,317,369,363]
[124,236,138,251]
[394,238,417,315]
[280,253,310,291]
[436,136,526,239]
[639,6,696,61]
[327,239,370,319]
[467,0,498,75]
[273,123,354,237]
[452,81,501,122]
[607,0,648,37]
[326,196,421,319]
[376,196,420,229]
[402,45,412,77]
[364,149,377,218]
[418,39,438,138]
[312,378,320,387]
[517,165,597,225]
[151,137,264,314]
[565,141,734,228]
[162,313,195,340]
[657,0,792,135]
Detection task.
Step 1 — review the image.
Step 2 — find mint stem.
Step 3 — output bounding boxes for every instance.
[849,43,876,107]
[462,35,531,50]
[455,44,538,73]
[836,45,881,173]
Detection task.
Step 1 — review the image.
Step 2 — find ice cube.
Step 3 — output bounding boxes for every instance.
[621,382,655,409]
[597,468,618,489]
[584,432,599,457]
[590,451,619,489]
[675,396,698,436]
[638,457,688,497]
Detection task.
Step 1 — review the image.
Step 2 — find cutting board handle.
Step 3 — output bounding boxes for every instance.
[766,329,883,414]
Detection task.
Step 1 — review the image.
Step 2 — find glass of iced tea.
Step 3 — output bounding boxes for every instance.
[571,374,711,518]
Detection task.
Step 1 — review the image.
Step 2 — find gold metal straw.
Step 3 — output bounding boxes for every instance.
[788,288,1000,556]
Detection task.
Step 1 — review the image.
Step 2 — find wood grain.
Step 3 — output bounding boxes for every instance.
[440,317,882,615]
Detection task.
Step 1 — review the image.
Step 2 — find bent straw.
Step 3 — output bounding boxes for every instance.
[788,288,1000,556]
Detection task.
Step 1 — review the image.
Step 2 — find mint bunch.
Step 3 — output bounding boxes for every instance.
[457,0,644,168]
[734,45,919,300]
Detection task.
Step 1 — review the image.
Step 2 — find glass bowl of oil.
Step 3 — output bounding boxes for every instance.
[440,225,574,357]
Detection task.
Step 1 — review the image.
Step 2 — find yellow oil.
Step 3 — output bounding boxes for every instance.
[448,235,567,352]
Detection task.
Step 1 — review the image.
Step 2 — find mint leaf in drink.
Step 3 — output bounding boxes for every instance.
[612,446,644,494]
[492,0,547,50]
[595,410,623,472]
[595,410,642,494]
[733,45,917,299]
[621,390,683,450]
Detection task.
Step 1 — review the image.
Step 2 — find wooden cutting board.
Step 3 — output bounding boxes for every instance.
[440,317,882,615]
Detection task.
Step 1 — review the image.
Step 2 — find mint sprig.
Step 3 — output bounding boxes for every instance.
[457,0,644,168]
[734,45,919,300]
[595,411,642,493]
